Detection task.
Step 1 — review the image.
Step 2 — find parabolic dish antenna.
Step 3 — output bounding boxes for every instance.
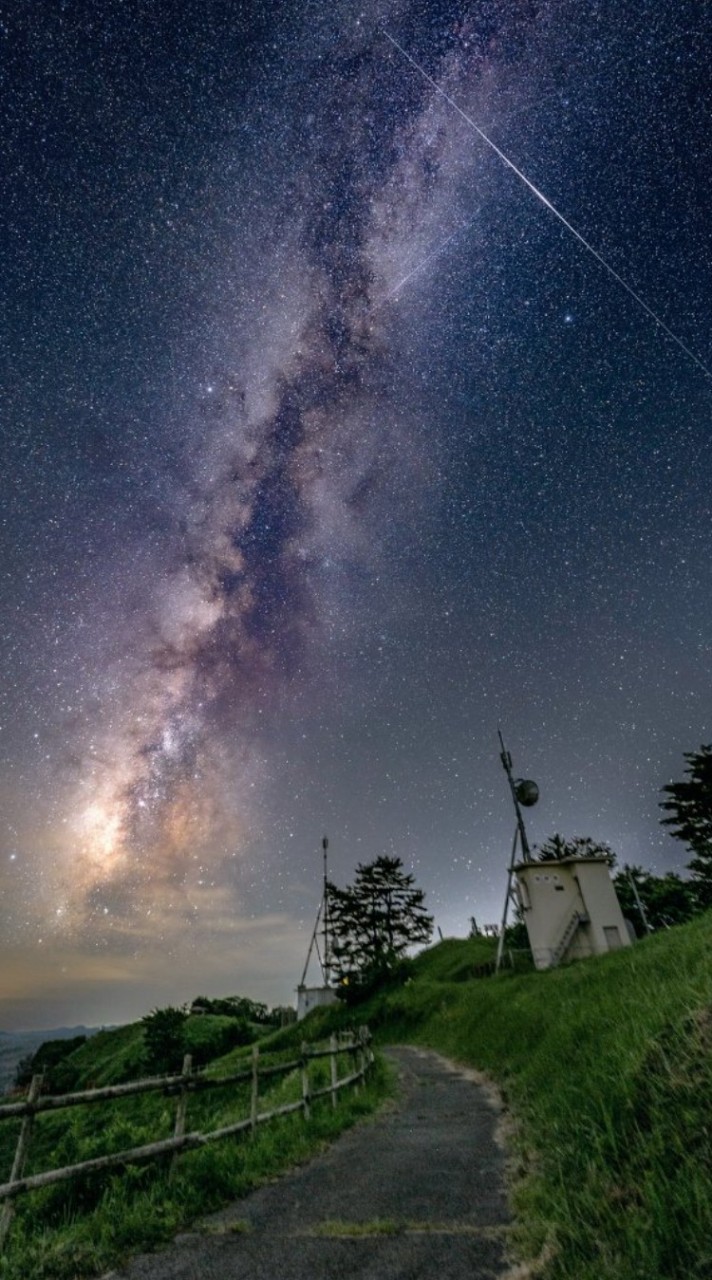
[515,779,539,807]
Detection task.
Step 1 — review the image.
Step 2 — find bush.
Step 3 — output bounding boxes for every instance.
[141,1007,188,1074]
[183,1015,255,1066]
[336,956,416,1006]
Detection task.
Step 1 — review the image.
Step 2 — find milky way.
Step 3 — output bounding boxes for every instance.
[3,0,712,1026]
[53,2,541,935]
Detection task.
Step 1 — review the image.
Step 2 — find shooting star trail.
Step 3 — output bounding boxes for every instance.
[383,29,712,382]
[386,213,480,299]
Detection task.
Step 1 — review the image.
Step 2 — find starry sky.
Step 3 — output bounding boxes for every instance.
[2,0,711,1030]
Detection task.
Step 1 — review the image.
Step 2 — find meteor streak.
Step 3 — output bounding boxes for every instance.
[383,29,712,382]
[386,213,480,299]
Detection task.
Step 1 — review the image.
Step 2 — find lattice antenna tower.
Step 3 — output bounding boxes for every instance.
[299,835,332,988]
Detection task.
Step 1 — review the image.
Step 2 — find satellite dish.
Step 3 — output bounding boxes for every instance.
[515,778,539,807]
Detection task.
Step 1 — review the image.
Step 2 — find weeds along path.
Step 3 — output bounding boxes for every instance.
[108,1046,512,1280]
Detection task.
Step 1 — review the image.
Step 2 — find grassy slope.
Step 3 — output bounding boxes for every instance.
[0,1020,390,1280]
[4,922,711,1279]
[322,919,712,1279]
[47,1015,256,1090]
[56,1022,146,1087]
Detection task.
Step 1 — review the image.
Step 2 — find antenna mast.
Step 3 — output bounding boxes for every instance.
[498,728,533,861]
[298,898,322,989]
[322,835,330,985]
[495,731,539,972]
[298,836,333,991]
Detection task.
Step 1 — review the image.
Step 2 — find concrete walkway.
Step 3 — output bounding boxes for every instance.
[109,1046,512,1280]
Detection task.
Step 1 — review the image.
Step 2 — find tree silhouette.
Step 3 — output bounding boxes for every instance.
[661,744,712,906]
[327,856,433,997]
[612,864,699,934]
[534,834,616,865]
[141,1006,187,1073]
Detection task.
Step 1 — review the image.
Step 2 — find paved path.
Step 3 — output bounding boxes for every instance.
[109,1046,512,1280]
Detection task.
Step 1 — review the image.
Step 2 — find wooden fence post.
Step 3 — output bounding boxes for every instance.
[329,1034,338,1109]
[169,1054,192,1181]
[300,1043,311,1121]
[359,1024,371,1077]
[250,1044,259,1135]
[0,1073,43,1252]
[352,1035,361,1094]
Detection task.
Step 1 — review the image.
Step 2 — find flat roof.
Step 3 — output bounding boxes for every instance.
[514,855,612,870]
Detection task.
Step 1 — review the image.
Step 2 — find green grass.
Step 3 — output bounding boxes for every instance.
[307,1218,505,1238]
[0,1037,392,1280]
[53,1022,146,1089]
[43,1014,255,1092]
[4,918,710,1279]
[308,1217,403,1237]
[292,917,712,1279]
[410,935,497,982]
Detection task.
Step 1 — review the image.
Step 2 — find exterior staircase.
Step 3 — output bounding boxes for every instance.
[550,909,590,967]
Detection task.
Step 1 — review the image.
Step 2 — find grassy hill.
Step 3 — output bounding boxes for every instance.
[0,1028,104,1095]
[43,1014,254,1091]
[3,918,711,1279]
[0,1011,388,1279]
[301,917,712,1280]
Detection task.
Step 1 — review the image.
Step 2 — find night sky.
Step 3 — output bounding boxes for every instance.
[2,0,711,1029]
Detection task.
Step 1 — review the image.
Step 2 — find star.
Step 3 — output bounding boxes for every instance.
[1,0,710,1025]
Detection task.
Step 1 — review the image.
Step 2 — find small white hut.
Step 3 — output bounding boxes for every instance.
[514,855,631,970]
[296,983,338,1021]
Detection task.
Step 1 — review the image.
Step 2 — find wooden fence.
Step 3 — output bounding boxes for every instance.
[0,1027,372,1251]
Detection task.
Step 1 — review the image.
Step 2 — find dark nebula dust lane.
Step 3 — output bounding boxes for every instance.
[2,0,712,1026]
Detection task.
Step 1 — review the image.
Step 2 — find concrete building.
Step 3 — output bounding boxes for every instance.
[296,984,339,1021]
[514,855,632,970]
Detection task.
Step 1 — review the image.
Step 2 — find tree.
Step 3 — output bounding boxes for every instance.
[190,994,270,1023]
[534,834,616,866]
[612,864,699,935]
[327,856,433,998]
[660,745,712,906]
[142,1006,188,1073]
[14,1054,36,1089]
[14,1036,87,1091]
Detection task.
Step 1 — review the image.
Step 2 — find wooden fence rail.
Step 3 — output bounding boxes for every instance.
[0,1026,372,1251]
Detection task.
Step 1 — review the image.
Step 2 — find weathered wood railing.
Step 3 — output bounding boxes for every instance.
[0,1026,372,1251]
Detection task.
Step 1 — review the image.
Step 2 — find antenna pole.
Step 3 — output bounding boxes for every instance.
[322,836,330,985]
[495,826,520,973]
[627,868,653,936]
[498,728,532,861]
[299,899,323,988]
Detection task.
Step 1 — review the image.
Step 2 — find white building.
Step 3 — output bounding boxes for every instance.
[296,983,339,1021]
[514,855,632,970]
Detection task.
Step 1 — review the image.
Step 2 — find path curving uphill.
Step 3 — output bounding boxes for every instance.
[109,1046,512,1280]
